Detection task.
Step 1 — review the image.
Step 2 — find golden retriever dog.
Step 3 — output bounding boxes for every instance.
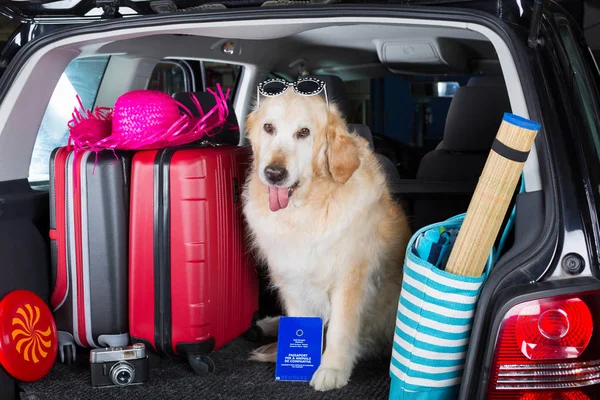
[242,87,411,391]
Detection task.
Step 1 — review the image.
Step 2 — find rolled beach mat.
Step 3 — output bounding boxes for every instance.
[444,113,541,277]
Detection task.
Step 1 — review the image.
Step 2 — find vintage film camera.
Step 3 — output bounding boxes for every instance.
[90,343,149,388]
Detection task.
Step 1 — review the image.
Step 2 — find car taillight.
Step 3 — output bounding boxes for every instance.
[519,391,591,400]
[515,297,593,360]
[488,291,600,399]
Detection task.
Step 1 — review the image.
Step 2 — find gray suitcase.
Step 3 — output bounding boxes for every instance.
[49,147,131,364]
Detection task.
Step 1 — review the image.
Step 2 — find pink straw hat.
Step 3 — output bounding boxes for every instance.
[67,84,231,155]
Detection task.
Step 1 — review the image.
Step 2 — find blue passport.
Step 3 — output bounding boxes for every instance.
[275,316,324,382]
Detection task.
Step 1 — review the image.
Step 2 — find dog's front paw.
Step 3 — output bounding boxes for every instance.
[310,367,350,391]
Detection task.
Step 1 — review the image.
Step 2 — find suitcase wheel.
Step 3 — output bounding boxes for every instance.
[59,344,75,365]
[242,325,264,343]
[57,332,76,365]
[188,354,215,376]
[64,345,74,365]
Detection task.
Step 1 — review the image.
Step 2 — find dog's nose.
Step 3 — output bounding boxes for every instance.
[264,165,288,184]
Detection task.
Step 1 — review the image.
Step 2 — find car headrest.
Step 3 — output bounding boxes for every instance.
[466,75,507,87]
[172,91,240,146]
[439,85,511,152]
[349,124,374,149]
[305,74,350,120]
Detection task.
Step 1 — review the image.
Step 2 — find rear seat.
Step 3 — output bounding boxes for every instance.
[305,74,352,119]
[411,76,511,229]
[350,124,402,186]
[172,91,240,146]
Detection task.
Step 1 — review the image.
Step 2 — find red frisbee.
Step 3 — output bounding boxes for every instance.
[0,290,58,381]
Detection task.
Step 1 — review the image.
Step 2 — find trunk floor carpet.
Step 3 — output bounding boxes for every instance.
[19,338,391,400]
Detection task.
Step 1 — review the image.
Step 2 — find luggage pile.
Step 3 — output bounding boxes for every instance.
[47,87,260,374]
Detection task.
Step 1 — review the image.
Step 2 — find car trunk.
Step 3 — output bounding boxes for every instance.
[0,3,550,399]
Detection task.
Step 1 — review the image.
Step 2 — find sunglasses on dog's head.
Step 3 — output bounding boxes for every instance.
[257,77,329,107]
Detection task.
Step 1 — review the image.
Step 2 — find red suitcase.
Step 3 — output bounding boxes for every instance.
[128,145,260,373]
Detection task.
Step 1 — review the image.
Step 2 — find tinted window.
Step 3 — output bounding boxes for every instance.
[202,61,242,93]
[147,61,193,95]
[28,56,109,183]
[345,79,371,126]
[148,60,242,98]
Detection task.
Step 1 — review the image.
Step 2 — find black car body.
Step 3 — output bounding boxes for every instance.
[0,1,599,399]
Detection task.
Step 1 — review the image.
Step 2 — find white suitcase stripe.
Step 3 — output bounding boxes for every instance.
[80,152,97,348]
[66,152,83,348]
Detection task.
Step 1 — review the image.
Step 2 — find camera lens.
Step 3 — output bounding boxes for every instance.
[109,362,135,387]
[117,370,131,384]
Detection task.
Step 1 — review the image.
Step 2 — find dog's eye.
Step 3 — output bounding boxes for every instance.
[263,123,274,134]
[296,128,310,139]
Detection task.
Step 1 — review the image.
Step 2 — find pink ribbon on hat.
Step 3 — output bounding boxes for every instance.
[66,84,231,191]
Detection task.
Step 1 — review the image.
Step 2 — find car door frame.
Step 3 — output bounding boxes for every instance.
[459,3,600,397]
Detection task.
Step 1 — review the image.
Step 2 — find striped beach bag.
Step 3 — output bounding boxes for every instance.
[389,213,494,400]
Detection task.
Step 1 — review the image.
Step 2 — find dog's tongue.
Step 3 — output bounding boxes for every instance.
[269,186,289,212]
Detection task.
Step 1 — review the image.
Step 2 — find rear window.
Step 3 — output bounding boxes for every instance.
[28,56,110,183]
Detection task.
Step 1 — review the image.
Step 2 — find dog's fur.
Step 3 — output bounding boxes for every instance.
[242,89,411,391]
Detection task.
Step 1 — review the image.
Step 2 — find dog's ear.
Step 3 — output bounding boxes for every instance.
[245,108,261,155]
[245,109,259,144]
[326,107,360,184]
